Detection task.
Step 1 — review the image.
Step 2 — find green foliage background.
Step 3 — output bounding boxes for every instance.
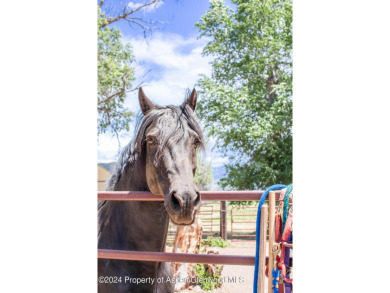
[196,0,292,190]
[97,6,135,135]
[194,156,213,191]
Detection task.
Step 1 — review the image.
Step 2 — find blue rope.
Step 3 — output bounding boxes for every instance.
[272,268,281,293]
[253,184,287,293]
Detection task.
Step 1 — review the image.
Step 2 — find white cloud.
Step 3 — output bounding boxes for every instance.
[123,32,213,111]
[209,155,229,168]
[98,32,216,164]
[127,1,164,13]
[97,130,132,163]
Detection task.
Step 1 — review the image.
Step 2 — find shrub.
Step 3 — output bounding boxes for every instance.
[201,236,227,248]
[193,263,223,291]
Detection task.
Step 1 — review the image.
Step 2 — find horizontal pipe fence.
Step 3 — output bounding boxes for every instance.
[98,249,255,266]
[98,190,282,266]
[98,190,282,201]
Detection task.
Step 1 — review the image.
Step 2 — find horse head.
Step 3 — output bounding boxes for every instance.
[137,87,204,225]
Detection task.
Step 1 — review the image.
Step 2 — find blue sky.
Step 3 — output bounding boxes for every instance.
[98,0,234,168]
[115,0,214,37]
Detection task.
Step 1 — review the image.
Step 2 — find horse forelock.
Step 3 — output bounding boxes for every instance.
[107,99,204,191]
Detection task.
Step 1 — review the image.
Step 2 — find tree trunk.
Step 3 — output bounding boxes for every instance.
[172,216,203,291]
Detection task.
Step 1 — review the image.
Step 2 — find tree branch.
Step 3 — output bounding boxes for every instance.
[98,74,128,105]
[98,0,105,7]
[265,66,279,104]
[127,81,146,93]
[98,90,125,106]
[101,0,160,28]
[98,75,146,106]
[125,18,152,32]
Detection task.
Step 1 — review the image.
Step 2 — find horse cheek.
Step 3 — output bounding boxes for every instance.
[145,156,164,195]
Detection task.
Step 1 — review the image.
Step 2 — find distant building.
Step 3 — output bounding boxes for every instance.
[97,162,116,191]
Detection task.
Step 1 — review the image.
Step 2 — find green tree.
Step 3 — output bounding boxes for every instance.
[98,6,135,134]
[97,0,162,134]
[196,0,292,190]
[194,156,213,191]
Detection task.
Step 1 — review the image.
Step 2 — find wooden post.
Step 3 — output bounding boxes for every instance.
[257,204,268,293]
[268,191,276,293]
[220,201,227,240]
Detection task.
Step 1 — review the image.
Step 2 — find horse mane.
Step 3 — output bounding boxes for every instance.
[106,94,204,192]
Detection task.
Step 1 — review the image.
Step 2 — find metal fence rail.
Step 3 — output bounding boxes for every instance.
[98,249,255,266]
[231,206,258,242]
[98,190,282,201]
[97,190,282,266]
[198,203,216,237]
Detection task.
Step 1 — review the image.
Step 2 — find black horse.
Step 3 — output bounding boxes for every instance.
[98,88,204,292]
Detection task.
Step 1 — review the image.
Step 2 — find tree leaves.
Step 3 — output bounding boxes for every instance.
[194,156,213,191]
[196,0,292,190]
[97,6,135,135]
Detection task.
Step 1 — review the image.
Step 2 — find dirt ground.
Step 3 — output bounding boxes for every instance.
[175,241,268,293]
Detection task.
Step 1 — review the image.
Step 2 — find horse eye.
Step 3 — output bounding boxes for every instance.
[194,138,201,148]
[146,137,157,145]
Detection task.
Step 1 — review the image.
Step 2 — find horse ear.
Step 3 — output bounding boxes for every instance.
[184,88,197,111]
[139,87,155,114]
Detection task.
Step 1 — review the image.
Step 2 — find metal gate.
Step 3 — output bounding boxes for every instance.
[230,206,258,241]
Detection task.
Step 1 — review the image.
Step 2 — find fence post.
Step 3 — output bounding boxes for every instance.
[220,201,227,240]
[257,204,268,293]
[267,191,276,293]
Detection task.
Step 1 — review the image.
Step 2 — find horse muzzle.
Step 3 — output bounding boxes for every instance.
[166,189,201,225]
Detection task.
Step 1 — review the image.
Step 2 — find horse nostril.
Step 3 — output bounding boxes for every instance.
[170,192,181,212]
[194,191,201,207]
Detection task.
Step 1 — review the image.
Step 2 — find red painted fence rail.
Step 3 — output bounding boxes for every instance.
[97,190,280,266]
[98,190,282,201]
[98,249,255,266]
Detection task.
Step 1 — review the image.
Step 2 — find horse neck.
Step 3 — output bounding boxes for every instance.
[99,159,170,252]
